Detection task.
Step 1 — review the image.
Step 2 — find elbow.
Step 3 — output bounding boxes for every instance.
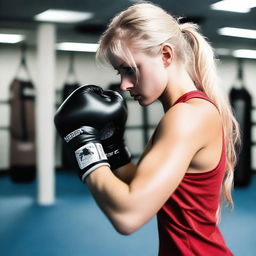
[110,214,143,235]
[114,223,137,235]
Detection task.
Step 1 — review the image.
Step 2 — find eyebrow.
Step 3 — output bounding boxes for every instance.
[114,63,137,71]
[119,64,136,69]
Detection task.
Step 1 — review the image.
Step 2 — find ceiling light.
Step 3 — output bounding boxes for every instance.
[218,27,256,39]
[215,48,232,56]
[128,0,145,2]
[232,49,256,59]
[34,9,93,23]
[0,33,25,43]
[56,42,99,52]
[210,0,256,13]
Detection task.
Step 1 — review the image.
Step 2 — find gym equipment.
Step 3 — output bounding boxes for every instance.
[229,59,252,187]
[9,45,36,182]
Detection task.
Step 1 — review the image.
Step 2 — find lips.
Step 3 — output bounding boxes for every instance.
[131,94,141,100]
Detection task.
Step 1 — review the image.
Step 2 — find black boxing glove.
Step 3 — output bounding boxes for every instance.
[100,89,131,170]
[54,85,130,181]
[54,85,110,181]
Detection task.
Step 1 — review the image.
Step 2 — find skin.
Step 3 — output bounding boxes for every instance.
[86,44,223,235]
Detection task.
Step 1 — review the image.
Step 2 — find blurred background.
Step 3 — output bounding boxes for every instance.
[0,0,255,255]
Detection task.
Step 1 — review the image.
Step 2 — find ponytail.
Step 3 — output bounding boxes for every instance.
[179,22,240,207]
[179,23,216,94]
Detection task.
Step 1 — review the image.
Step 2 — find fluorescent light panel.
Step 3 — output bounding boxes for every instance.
[56,42,99,52]
[211,0,256,13]
[35,9,93,23]
[232,49,256,59]
[218,27,256,39]
[0,33,24,43]
[215,48,232,56]
[214,48,256,59]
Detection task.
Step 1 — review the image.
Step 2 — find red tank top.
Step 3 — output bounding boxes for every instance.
[157,91,233,256]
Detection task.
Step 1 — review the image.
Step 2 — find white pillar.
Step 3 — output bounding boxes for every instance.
[36,23,56,205]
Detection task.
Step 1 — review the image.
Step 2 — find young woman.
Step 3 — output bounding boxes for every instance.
[57,2,240,255]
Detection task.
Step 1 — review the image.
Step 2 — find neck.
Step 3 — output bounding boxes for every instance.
[159,62,198,112]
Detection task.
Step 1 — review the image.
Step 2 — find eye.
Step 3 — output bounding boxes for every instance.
[122,66,136,76]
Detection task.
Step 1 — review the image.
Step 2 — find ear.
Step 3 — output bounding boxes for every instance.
[161,44,173,67]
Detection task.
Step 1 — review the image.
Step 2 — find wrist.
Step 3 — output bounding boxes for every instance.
[85,165,112,185]
[75,142,110,182]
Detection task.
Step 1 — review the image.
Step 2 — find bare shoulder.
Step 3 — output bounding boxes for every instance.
[155,98,222,147]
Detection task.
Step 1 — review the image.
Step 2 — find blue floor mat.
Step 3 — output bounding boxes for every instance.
[0,171,255,256]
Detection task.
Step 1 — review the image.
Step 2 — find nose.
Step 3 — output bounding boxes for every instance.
[119,77,134,91]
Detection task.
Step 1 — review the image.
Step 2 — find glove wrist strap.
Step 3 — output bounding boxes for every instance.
[75,142,110,182]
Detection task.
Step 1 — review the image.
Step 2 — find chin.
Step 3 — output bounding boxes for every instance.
[137,99,145,106]
[138,98,154,106]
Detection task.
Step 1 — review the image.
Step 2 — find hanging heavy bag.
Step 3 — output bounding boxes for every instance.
[9,48,36,183]
[229,61,252,187]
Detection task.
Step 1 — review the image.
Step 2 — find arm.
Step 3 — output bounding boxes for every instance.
[86,104,207,234]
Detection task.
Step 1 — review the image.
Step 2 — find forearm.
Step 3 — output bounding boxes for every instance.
[85,159,166,235]
[86,166,139,234]
[86,166,130,211]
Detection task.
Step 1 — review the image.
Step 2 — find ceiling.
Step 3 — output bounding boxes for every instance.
[0,0,255,52]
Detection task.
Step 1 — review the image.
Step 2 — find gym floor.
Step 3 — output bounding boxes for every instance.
[0,171,255,256]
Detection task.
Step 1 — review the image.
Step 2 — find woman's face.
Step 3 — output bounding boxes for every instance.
[115,48,169,106]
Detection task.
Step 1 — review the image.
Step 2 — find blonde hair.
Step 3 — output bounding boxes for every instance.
[96,2,240,206]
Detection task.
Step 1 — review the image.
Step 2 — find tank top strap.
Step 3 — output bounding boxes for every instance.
[173,90,217,108]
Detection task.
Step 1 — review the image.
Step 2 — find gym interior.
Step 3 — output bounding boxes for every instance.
[0,1,256,256]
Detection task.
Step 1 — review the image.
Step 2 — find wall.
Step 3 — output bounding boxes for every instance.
[0,45,255,171]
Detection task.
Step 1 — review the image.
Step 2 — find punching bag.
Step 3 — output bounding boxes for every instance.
[229,60,252,187]
[9,47,36,183]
